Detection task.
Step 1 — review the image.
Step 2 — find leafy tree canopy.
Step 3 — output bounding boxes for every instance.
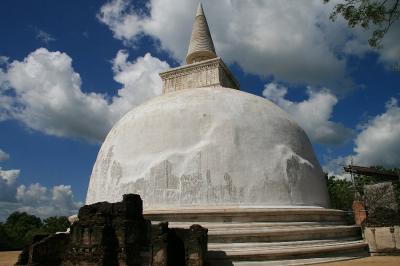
[326,166,400,211]
[43,216,70,233]
[0,212,70,251]
[324,0,400,47]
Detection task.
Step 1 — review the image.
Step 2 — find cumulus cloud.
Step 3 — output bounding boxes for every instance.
[352,98,400,167]
[263,83,353,146]
[97,0,400,89]
[1,180,82,220]
[110,50,169,116]
[97,0,146,45]
[323,155,346,176]
[0,150,82,220]
[34,28,56,44]
[0,168,19,185]
[338,17,400,65]
[0,48,169,142]
[0,56,8,65]
[1,48,112,142]
[0,168,20,202]
[378,25,400,64]
[324,98,400,175]
[15,183,81,218]
[0,149,10,161]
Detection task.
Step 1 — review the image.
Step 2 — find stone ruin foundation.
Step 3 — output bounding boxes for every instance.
[364,182,399,226]
[15,194,208,266]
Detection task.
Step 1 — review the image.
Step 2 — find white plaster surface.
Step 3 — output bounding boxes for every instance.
[86,87,330,208]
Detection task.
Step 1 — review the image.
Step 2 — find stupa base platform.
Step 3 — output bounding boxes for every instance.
[144,207,369,265]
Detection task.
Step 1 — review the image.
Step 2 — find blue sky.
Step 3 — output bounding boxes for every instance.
[0,0,399,220]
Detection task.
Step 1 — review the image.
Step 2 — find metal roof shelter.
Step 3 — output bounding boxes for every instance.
[343,165,399,180]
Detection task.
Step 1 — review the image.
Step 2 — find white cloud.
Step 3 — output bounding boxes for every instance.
[51,185,80,212]
[335,14,400,65]
[0,165,82,220]
[34,28,56,44]
[0,56,8,65]
[0,149,10,161]
[15,183,81,218]
[0,64,12,121]
[97,0,400,89]
[378,24,400,65]
[263,83,353,146]
[2,48,112,142]
[0,150,82,220]
[16,183,48,205]
[324,98,400,175]
[97,0,344,87]
[0,167,20,202]
[352,98,400,167]
[0,202,22,223]
[0,48,169,142]
[97,0,145,46]
[109,50,169,117]
[0,168,19,184]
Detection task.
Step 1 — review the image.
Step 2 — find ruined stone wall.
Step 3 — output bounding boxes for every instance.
[16,194,208,266]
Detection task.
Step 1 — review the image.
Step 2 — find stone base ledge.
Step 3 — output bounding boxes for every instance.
[144,207,347,223]
[364,226,400,254]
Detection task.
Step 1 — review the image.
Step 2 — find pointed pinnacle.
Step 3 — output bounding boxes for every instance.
[196,3,204,17]
[186,3,217,64]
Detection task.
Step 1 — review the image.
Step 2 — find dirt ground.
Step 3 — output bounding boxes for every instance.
[0,251,20,266]
[314,256,400,266]
[1,251,400,265]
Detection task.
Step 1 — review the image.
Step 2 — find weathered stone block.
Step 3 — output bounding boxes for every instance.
[29,233,69,266]
[364,182,398,213]
[364,226,400,254]
[16,234,49,266]
[171,224,208,266]
[364,182,399,226]
[151,222,169,266]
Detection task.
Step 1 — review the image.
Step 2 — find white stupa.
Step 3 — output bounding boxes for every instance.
[86,3,330,209]
[85,5,369,264]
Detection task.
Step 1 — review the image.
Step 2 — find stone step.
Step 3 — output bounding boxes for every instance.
[207,240,368,262]
[165,221,346,231]
[145,208,368,264]
[207,225,362,243]
[209,251,368,266]
[144,207,348,223]
[208,238,364,250]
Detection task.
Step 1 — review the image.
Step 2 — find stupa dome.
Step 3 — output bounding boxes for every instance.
[86,87,330,208]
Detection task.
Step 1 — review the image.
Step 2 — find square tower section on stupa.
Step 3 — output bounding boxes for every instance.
[159,3,239,94]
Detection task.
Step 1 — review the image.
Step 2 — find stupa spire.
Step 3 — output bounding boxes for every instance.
[159,2,239,93]
[186,3,217,64]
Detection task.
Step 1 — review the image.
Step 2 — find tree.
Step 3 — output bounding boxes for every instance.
[0,223,13,251]
[354,166,400,204]
[1,212,70,250]
[4,212,43,248]
[43,216,70,233]
[325,173,355,210]
[325,166,400,212]
[324,0,400,48]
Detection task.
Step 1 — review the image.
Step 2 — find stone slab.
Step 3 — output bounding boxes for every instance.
[364,182,398,213]
[364,226,400,254]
